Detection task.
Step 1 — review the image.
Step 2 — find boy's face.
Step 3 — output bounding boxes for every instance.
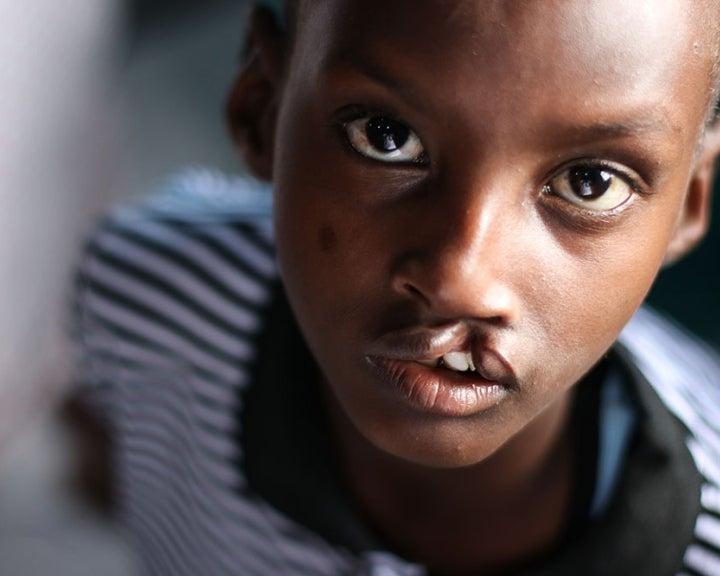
[238,0,720,467]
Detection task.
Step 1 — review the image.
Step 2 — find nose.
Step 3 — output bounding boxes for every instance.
[390,178,522,324]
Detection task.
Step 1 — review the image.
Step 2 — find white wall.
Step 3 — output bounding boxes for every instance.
[0,0,125,444]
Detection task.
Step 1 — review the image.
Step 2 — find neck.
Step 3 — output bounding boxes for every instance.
[327,390,577,575]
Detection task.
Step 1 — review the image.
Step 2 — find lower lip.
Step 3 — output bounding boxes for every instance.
[365,356,511,417]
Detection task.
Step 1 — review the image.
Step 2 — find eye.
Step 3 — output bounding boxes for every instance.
[344,114,427,164]
[545,164,637,212]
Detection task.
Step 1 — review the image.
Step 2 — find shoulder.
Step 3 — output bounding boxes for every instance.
[615,309,720,575]
[71,172,364,574]
[73,169,279,395]
[619,306,720,385]
[619,307,720,444]
[619,307,720,478]
[619,307,720,575]
[82,168,276,266]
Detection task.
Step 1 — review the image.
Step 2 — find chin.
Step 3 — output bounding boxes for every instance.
[362,413,513,470]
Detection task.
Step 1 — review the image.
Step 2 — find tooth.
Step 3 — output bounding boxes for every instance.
[443,351,470,372]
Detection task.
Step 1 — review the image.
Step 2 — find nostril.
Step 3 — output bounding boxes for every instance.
[400,281,432,306]
[404,282,422,297]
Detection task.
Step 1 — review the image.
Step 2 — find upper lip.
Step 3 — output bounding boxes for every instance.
[365,322,517,386]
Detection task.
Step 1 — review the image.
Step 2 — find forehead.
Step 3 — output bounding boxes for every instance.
[291,0,716,140]
[297,0,716,59]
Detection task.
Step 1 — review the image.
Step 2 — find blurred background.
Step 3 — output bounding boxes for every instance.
[0,1,717,574]
[0,1,247,573]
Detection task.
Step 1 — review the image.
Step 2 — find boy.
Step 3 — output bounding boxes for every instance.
[75,0,720,574]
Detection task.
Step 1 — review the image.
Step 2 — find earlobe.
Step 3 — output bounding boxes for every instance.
[226,7,287,181]
[664,121,720,265]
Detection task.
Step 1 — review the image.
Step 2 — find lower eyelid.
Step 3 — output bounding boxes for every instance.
[537,196,640,235]
[541,185,639,221]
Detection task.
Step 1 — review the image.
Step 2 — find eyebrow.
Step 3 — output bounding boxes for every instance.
[562,117,683,139]
[322,50,686,142]
[322,50,438,114]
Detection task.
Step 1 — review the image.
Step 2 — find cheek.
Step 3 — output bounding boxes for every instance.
[531,230,667,360]
[514,205,679,387]
[318,225,337,253]
[274,150,393,308]
[273,179,386,341]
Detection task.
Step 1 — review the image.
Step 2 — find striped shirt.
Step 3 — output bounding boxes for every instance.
[74,169,720,576]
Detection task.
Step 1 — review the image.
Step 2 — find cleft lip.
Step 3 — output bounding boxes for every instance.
[365,322,518,388]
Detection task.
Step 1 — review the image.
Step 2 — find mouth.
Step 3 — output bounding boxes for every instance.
[364,323,516,417]
[419,350,478,373]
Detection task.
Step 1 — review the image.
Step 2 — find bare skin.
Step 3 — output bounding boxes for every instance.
[228,1,720,573]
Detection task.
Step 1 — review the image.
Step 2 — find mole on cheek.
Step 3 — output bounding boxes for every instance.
[319,225,337,253]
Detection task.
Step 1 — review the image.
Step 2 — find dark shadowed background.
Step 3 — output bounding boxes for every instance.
[649,205,720,347]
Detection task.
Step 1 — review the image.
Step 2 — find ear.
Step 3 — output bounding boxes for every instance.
[226,7,287,181]
[664,119,720,265]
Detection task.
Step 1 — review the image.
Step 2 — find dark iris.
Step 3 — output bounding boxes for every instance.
[568,167,613,199]
[366,116,410,152]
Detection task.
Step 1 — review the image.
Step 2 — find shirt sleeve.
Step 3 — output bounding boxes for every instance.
[71,213,126,427]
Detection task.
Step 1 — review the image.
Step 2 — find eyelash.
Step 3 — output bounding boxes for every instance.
[541,160,645,217]
[334,106,429,166]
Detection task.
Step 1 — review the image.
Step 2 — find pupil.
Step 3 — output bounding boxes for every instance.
[366,117,409,152]
[569,168,612,199]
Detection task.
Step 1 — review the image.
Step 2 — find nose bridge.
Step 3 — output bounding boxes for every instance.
[393,169,522,320]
